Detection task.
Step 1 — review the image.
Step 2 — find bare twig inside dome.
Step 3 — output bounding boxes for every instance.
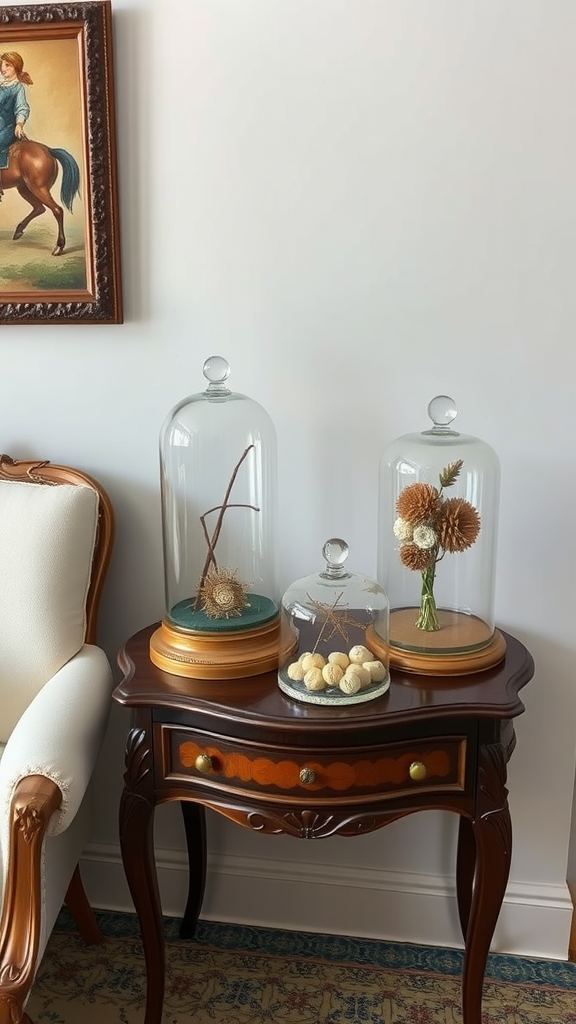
[194,444,260,608]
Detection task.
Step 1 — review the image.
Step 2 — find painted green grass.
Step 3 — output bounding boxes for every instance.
[0,256,86,290]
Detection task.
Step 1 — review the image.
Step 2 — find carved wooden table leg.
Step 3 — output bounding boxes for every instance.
[179,801,207,939]
[119,725,164,1024]
[461,740,511,1024]
[456,815,476,941]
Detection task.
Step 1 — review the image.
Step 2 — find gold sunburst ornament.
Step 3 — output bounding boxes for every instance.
[199,567,250,619]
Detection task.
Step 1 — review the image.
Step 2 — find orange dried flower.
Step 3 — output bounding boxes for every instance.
[399,543,434,572]
[438,498,481,553]
[396,482,441,526]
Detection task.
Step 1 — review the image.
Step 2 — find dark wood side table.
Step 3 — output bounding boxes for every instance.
[114,624,533,1024]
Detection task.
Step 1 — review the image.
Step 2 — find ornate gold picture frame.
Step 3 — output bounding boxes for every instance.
[0,1,122,324]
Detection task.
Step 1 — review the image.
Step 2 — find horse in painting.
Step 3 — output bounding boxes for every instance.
[1,140,80,256]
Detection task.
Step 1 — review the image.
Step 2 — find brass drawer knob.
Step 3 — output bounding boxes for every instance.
[299,767,316,785]
[195,753,214,774]
[409,760,427,782]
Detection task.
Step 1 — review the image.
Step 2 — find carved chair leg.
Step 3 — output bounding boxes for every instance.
[64,865,103,945]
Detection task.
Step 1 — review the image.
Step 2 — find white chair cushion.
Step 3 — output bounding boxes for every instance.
[0,644,112,835]
[0,480,98,743]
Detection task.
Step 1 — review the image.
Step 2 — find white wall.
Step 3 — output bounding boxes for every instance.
[4,0,576,958]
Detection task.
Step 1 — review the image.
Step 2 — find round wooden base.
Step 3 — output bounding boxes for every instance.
[389,607,495,652]
[365,624,507,676]
[149,615,281,679]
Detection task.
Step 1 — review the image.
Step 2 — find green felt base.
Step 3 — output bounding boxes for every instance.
[167,593,278,633]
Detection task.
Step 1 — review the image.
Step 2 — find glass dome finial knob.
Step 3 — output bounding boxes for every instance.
[322,538,349,569]
[203,355,230,384]
[427,395,458,427]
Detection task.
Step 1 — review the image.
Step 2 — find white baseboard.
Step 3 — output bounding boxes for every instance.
[80,842,572,961]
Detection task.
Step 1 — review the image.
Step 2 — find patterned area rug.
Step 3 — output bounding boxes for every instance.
[27,910,576,1023]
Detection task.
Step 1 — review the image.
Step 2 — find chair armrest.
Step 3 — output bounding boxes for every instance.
[0,646,111,1020]
[0,774,61,1019]
[0,645,113,838]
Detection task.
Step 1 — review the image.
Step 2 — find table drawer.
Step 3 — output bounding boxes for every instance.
[160,726,467,802]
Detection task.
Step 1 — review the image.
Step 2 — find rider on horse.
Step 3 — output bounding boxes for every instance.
[0,52,32,200]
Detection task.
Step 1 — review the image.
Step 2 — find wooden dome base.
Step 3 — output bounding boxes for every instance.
[365,624,507,677]
[150,615,281,679]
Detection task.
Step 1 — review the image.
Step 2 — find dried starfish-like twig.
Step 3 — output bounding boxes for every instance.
[308,593,367,650]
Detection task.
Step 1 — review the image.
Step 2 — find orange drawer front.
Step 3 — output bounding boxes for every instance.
[160,726,467,801]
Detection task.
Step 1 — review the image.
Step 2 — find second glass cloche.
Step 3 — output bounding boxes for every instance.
[278,539,390,705]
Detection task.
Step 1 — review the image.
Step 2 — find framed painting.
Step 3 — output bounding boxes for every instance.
[0,1,122,324]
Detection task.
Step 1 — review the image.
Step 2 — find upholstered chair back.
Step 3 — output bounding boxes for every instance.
[0,456,115,1024]
[0,479,99,743]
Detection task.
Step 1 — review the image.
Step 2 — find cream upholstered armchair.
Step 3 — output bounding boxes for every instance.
[0,455,114,1024]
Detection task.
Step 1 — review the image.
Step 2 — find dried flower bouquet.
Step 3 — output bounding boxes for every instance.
[393,460,481,631]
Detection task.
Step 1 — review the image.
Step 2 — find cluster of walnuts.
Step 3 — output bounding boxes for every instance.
[286,644,387,696]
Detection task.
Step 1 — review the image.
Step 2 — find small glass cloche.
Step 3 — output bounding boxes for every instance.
[278,539,390,705]
[375,396,505,675]
[150,356,280,679]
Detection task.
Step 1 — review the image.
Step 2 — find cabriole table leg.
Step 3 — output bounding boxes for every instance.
[179,801,207,939]
[456,814,476,941]
[461,741,512,1024]
[119,726,165,1024]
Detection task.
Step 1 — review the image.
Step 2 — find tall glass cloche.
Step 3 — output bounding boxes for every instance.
[278,539,390,705]
[150,356,280,679]
[375,396,505,675]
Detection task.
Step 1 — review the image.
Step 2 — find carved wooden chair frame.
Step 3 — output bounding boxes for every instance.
[0,455,114,1024]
